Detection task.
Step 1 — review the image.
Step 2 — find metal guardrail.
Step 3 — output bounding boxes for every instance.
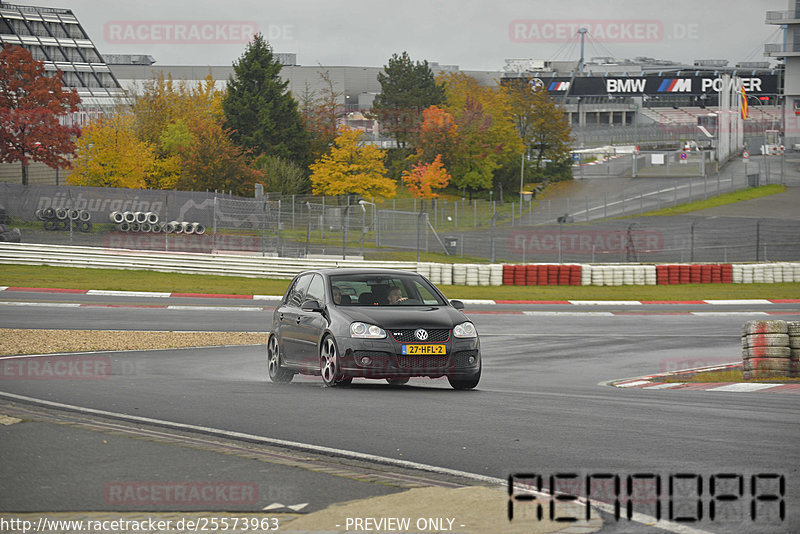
[0,243,418,279]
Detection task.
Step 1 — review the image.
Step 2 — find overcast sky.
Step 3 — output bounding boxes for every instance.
[15,0,789,70]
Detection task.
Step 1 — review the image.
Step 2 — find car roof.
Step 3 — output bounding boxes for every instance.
[310,268,422,277]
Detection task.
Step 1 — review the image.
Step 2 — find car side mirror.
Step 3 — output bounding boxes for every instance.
[450,299,465,310]
[300,299,323,312]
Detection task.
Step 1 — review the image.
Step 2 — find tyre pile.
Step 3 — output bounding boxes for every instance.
[741,320,800,380]
[0,223,21,242]
[420,263,502,286]
[109,211,205,235]
[36,207,93,232]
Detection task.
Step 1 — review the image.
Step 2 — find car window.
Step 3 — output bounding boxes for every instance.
[306,274,325,304]
[286,274,313,308]
[329,273,446,306]
[411,280,440,305]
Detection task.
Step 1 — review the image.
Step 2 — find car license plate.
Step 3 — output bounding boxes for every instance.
[402,344,446,355]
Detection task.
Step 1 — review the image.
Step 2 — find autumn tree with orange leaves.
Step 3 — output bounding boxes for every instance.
[402,154,451,199]
[0,46,81,185]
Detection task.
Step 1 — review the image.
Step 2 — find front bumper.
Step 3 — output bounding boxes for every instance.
[337,335,481,379]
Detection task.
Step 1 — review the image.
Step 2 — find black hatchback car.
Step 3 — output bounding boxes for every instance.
[267,268,481,389]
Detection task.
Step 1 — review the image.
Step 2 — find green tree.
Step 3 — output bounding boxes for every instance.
[175,119,263,196]
[309,126,395,198]
[299,67,343,163]
[255,154,310,195]
[502,79,572,181]
[438,73,523,197]
[223,33,309,164]
[371,52,445,148]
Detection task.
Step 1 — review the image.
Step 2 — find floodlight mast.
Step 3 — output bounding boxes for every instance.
[578,27,587,74]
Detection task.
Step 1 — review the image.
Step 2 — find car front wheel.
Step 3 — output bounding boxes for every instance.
[267,335,294,383]
[320,335,351,387]
[447,363,481,390]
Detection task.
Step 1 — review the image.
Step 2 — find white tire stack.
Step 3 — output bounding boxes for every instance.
[741,320,794,380]
[440,264,453,286]
[453,264,467,285]
[581,264,592,286]
[477,265,491,286]
[417,262,431,279]
[428,262,442,284]
[644,265,657,285]
[465,265,479,286]
[489,264,503,286]
[790,322,800,377]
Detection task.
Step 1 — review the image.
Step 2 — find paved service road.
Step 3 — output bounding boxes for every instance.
[1,294,798,533]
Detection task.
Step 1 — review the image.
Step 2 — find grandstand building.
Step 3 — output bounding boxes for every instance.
[0,0,126,125]
[766,1,800,147]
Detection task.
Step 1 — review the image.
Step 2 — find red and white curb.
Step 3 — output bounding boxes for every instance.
[609,364,800,394]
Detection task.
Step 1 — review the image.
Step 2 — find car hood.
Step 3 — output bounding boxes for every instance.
[337,306,467,329]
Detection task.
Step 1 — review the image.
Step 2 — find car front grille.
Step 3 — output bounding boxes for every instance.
[398,355,450,370]
[390,329,451,343]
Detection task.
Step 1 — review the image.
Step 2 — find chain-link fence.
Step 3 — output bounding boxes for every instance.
[2,176,799,262]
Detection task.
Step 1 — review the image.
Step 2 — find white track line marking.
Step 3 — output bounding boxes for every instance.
[708,383,784,393]
[703,299,773,305]
[523,311,615,317]
[690,312,769,316]
[253,295,283,300]
[0,391,713,534]
[0,302,81,308]
[166,305,266,312]
[87,290,172,297]
[643,383,685,389]
[615,380,651,388]
[568,300,643,306]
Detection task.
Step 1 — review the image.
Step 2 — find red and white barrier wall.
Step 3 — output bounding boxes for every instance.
[417,262,800,286]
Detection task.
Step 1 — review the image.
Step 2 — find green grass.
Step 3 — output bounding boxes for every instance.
[2,264,799,300]
[660,368,800,383]
[636,185,786,217]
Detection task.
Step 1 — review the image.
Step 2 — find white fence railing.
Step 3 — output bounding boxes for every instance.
[0,243,418,279]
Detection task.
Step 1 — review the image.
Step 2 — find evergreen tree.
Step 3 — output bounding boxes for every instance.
[371,52,445,148]
[223,34,309,164]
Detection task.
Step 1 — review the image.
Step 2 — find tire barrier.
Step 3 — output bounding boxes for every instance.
[37,208,92,232]
[417,263,502,286]
[0,227,21,243]
[502,264,584,286]
[733,263,800,284]
[107,212,203,236]
[655,264,733,284]
[497,263,799,287]
[740,320,798,380]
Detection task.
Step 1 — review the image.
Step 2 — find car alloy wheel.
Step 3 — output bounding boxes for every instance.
[320,335,351,387]
[267,335,294,383]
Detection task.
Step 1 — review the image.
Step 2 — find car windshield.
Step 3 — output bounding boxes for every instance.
[329,273,447,306]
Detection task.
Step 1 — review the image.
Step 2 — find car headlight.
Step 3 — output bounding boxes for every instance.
[453,321,477,338]
[350,322,386,339]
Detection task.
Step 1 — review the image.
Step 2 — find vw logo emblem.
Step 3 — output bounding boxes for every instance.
[414,329,429,341]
